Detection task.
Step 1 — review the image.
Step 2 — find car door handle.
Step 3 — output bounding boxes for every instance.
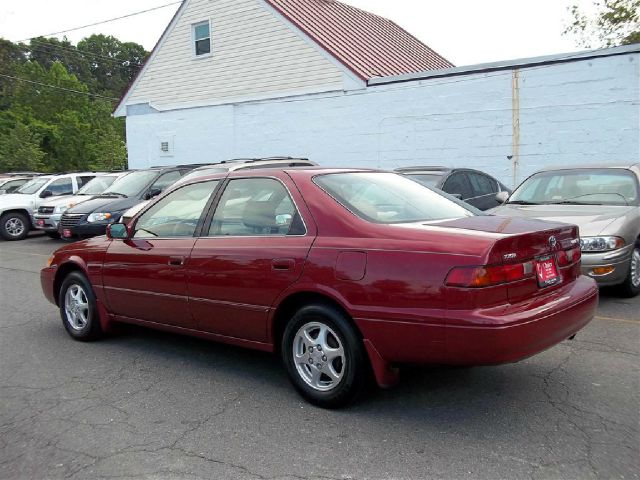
[168,256,185,266]
[272,258,295,271]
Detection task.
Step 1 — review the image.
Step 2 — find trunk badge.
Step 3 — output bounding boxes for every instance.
[549,236,557,248]
[504,253,517,260]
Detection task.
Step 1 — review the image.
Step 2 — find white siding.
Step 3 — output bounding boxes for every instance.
[125,0,347,109]
[127,52,640,189]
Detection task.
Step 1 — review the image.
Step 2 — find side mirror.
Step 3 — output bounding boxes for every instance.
[107,223,130,240]
[144,188,162,200]
[495,191,510,204]
[40,190,53,198]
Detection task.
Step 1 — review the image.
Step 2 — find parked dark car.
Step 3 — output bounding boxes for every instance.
[396,166,511,210]
[42,168,597,408]
[58,166,196,239]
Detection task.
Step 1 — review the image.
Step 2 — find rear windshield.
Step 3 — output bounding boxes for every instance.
[314,172,475,224]
[405,173,442,188]
[510,169,639,206]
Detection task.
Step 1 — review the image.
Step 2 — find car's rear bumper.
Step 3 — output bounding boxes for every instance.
[357,276,598,366]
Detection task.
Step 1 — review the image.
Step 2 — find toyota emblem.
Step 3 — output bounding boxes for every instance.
[549,236,557,248]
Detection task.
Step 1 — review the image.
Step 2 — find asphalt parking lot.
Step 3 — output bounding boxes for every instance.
[1,233,638,480]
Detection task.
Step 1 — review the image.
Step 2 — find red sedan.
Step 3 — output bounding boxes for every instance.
[41,169,598,408]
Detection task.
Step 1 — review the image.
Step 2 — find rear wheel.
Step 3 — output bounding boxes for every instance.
[282,304,369,408]
[620,243,640,298]
[59,272,104,341]
[0,212,29,241]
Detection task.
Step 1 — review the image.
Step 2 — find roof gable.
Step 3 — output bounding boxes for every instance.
[263,0,454,80]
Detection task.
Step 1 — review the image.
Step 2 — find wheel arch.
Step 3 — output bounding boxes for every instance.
[270,289,363,355]
[53,261,87,306]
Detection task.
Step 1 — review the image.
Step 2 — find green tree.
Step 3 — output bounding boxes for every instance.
[565,0,640,47]
[77,34,146,98]
[0,39,26,110]
[0,121,46,172]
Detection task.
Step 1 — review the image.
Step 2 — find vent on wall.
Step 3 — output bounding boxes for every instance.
[160,141,169,152]
[157,134,175,157]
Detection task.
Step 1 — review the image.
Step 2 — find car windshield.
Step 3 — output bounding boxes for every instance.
[77,175,121,195]
[15,177,50,194]
[509,169,639,206]
[314,172,475,224]
[405,173,442,188]
[102,170,158,197]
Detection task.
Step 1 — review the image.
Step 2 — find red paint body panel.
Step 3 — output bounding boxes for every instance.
[41,168,599,386]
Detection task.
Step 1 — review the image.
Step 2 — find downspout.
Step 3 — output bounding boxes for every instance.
[511,68,521,188]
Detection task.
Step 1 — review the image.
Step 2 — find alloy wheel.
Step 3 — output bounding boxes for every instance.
[293,322,346,392]
[631,247,640,288]
[64,284,90,331]
[5,217,25,237]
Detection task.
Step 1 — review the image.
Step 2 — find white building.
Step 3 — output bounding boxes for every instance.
[115,0,640,187]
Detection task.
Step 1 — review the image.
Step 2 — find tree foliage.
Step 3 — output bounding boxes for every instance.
[0,35,147,173]
[565,0,640,48]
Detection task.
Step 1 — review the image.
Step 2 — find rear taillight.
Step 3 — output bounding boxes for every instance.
[446,261,535,288]
[557,246,581,267]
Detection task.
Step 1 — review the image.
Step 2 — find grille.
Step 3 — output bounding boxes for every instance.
[59,213,84,229]
[38,206,54,214]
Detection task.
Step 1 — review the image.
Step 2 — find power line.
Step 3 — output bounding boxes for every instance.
[0,73,120,101]
[16,1,182,42]
[27,38,145,69]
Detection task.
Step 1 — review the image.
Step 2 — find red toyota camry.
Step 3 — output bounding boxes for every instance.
[41,168,598,408]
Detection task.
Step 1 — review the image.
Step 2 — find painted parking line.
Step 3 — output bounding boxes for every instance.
[595,315,639,324]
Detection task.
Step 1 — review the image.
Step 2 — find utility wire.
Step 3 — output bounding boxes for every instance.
[27,38,145,69]
[26,45,144,74]
[16,1,182,42]
[0,73,120,101]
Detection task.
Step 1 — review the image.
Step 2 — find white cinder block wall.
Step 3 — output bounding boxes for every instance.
[125,51,639,188]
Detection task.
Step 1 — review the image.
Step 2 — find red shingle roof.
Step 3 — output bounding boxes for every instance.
[264,0,454,80]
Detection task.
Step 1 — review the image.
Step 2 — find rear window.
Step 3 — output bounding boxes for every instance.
[314,172,475,224]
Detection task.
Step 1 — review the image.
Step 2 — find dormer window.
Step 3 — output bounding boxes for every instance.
[193,21,211,56]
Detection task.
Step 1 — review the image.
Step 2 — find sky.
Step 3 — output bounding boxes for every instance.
[0,0,593,66]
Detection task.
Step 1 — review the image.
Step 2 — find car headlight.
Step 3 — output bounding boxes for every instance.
[54,205,69,214]
[579,236,625,252]
[87,212,113,223]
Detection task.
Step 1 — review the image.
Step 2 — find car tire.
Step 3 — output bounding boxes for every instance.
[45,232,61,239]
[282,303,369,408]
[59,271,104,341]
[0,212,30,241]
[620,242,640,298]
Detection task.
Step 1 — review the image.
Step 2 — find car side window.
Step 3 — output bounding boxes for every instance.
[2,179,26,193]
[208,178,303,237]
[150,171,182,193]
[133,181,218,238]
[442,173,472,199]
[77,176,95,188]
[468,172,498,196]
[47,178,74,195]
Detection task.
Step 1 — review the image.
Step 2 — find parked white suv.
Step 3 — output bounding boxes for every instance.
[0,172,100,240]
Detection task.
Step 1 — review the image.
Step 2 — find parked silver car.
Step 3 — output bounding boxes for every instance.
[492,163,640,297]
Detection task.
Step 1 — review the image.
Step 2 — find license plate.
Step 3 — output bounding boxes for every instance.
[536,256,559,287]
[37,219,45,227]
[62,229,72,238]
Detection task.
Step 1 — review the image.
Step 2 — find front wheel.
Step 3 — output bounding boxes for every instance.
[282,304,369,408]
[0,212,29,241]
[59,272,104,341]
[620,244,640,298]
